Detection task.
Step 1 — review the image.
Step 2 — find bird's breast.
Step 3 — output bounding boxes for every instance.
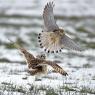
[48,32,60,44]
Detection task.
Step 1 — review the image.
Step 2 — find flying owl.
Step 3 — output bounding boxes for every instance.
[38,2,83,53]
[9,40,68,76]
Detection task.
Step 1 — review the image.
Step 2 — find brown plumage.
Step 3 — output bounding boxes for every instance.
[9,39,68,76]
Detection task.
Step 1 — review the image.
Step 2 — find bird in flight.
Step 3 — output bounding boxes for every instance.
[38,2,83,53]
[9,40,68,76]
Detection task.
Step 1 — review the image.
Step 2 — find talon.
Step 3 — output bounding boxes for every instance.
[59,49,62,52]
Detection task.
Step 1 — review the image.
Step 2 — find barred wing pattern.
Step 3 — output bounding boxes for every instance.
[43,2,59,32]
[61,34,83,51]
[36,60,68,76]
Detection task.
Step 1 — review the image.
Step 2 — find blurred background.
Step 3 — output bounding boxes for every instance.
[0,0,95,94]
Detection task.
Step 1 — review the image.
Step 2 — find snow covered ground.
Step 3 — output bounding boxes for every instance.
[0,0,95,94]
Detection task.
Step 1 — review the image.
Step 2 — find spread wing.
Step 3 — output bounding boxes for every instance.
[15,46,36,68]
[36,60,68,76]
[43,2,59,32]
[61,34,83,51]
[8,38,35,59]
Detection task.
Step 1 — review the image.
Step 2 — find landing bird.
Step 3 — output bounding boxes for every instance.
[9,40,68,76]
[38,2,83,53]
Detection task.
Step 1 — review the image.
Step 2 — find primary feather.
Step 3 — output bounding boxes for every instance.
[43,2,59,32]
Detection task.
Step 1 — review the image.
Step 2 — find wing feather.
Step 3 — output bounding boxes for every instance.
[38,61,68,76]
[43,2,59,31]
[61,34,83,51]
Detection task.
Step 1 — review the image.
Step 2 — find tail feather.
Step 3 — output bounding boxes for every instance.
[38,32,62,53]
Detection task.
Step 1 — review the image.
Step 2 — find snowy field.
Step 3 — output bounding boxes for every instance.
[0,0,95,95]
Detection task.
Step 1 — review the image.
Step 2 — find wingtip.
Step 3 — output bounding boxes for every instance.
[74,46,85,52]
[63,72,68,76]
[44,1,54,10]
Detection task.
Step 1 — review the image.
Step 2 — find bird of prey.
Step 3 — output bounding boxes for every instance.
[38,2,83,53]
[9,40,68,76]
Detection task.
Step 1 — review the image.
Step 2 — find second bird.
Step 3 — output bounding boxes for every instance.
[9,40,68,76]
